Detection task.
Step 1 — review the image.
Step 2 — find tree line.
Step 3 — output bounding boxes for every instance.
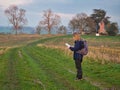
[4,5,119,36]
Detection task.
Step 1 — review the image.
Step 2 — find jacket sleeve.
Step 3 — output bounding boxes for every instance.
[69,41,80,51]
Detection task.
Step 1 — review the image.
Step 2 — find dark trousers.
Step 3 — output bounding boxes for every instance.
[75,57,83,79]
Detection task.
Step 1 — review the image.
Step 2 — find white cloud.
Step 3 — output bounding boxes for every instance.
[0,0,33,9]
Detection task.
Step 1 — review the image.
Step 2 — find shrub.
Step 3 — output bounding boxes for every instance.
[106,23,119,36]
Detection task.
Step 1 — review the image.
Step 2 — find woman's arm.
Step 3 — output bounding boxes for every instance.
[69,41,80,51]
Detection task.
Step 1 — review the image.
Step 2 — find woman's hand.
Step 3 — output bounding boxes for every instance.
[65,43,70,48]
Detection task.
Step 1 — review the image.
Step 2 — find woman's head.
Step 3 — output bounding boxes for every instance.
[73,32,80,41]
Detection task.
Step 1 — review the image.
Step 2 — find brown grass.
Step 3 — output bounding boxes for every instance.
[1,34,119,63]
[37,38,120,63]
[0,34,60,48]
[0,34,64,55]
[88,46,120,63]
[0,34,65,44]
[37,43,72,56]
[0,47,10,55]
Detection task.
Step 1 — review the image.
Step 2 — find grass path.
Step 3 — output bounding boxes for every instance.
[0,46,99,89]
[22,45,99,90]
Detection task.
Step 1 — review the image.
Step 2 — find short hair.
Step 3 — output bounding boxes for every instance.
[73,32,79,36]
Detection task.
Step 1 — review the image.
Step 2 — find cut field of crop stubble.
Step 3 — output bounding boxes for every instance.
[38,35,120,64]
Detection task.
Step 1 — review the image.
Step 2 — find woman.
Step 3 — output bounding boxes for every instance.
[68,32,84,80]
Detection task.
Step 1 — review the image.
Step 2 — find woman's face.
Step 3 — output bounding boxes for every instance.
[73,35,78,41]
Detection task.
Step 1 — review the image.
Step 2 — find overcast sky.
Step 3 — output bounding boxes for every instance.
[0,0,120,27]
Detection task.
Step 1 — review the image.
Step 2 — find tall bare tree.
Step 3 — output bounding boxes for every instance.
[5,5,27,35]
[69,13,87,33]
[69,18,77,32]
[38,9,61,34]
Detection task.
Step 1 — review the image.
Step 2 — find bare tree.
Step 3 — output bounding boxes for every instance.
[5,5,27,35]
[69,18,77,32]
[58,25,67,34]
[36,25,42,34]
[38,9,61,34]
[69,13,87,34]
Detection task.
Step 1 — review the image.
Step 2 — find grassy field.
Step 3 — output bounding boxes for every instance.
[0,34,120,90]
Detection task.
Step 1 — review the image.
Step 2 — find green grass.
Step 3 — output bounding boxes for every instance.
[83,57,120,88]
[0,34,120,90]
[0,46,99,90]
[81,35,120,41]
[23,46,100,90]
